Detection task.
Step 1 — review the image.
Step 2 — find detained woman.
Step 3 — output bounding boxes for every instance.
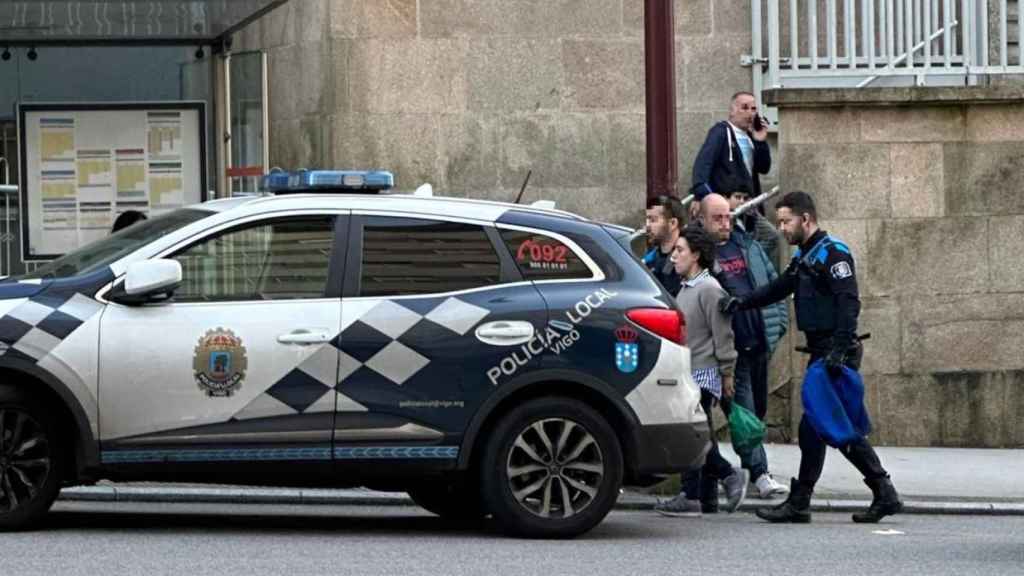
[654,225,748,517]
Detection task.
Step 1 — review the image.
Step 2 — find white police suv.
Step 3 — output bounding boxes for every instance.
[0,170,709,538]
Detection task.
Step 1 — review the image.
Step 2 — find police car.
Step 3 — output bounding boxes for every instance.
[0,170,709,538]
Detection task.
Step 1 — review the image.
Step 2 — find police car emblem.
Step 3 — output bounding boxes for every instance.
[614,326,639,373]
[193,328,248,397]
[830,261,853,280]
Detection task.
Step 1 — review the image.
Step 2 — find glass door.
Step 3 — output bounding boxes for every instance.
[226,51,268,196]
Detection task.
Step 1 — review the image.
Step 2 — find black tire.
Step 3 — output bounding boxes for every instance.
[407,478,486,524]
[479,397,623,539]
[0,385,63,531]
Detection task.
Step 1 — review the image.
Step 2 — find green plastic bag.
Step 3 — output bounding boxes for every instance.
[728,403,766,453]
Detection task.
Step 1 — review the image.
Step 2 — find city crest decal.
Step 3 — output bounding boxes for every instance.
[193,328,248,397]
[614,325,639,373]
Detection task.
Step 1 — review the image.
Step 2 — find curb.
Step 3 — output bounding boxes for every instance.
[58,486,1024,516]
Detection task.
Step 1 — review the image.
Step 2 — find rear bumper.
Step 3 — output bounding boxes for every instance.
[633,420,711,476]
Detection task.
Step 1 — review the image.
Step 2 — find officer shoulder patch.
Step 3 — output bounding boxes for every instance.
[830,261,853,280]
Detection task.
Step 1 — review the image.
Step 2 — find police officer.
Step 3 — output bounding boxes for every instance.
[643,195,687,296]
[721,190,903,524]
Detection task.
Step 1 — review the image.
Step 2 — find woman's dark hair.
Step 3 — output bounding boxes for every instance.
[682,224,715,271]
[111,210,148,233]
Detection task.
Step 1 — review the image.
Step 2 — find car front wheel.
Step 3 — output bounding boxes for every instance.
[479,397,623,538]
[0,386,63,531]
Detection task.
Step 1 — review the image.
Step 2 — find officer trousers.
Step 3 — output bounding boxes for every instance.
[798,351,889,488]
[797,416,889,487]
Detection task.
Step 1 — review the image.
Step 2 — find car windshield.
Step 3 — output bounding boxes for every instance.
[9,208,214,281]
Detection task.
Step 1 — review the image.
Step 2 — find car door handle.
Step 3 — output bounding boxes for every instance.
[277,328,332,345]
[475,321,535,346]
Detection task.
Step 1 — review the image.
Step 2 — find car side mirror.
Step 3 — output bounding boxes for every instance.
[108,259,182,305]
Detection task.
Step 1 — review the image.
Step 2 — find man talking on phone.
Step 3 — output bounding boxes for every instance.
[690,92,771,213]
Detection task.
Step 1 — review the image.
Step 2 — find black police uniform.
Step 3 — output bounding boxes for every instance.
[738,228,902,523]
[643,245,682,297]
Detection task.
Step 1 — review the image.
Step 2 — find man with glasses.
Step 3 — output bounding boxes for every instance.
[643,195,688,297]
[690,92,771,213]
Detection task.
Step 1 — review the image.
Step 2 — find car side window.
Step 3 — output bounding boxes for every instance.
[359,217,501,297]
[171,216,336,302]
[499,229,594,280]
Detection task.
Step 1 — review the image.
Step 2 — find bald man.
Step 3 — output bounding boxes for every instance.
[691,92,771,203]
[700,194,790,502]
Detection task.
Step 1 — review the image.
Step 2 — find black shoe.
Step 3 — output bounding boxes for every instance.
[701,500,719,514]
[756,478,812,524]
[852,476,903,523]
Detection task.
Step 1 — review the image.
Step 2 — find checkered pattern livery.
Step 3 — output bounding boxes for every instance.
[0,292,105,362]
[232,296,491,419]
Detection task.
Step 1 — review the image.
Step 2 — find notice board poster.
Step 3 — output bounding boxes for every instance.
[19,102,207,260]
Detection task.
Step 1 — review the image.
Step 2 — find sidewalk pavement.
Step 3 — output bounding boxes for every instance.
[59,443,1024,516]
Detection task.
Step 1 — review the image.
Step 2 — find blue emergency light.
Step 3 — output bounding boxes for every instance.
[260,169,394,193]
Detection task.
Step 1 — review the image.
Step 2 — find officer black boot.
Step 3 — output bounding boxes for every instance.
[756,478,812,523]
[852,476,903,523]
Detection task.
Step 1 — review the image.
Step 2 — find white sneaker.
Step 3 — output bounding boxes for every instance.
[754,473,790,499]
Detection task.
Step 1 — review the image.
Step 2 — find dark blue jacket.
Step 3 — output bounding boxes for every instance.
[731,228,788,354]
[691,121,771,200]
[643,246,682,297]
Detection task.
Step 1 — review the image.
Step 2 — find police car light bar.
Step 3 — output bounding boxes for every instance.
[261,169,395,193]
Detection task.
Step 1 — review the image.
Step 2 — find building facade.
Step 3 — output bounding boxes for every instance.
[2,1,1021,447]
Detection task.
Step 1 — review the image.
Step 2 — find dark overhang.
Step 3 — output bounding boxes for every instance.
[0,0,289,46]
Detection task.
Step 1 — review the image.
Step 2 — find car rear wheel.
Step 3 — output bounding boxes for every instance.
[479,397,623,538]
[0,386,63,531]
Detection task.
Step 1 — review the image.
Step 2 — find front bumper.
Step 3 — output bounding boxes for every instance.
[633,420,711,476]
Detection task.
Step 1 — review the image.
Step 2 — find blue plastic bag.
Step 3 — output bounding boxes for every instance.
[801,360,872,448]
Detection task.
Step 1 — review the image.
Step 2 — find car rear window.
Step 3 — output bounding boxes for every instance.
[499,229,594,281]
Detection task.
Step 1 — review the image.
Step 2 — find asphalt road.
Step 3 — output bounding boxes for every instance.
[3,502,1022,576]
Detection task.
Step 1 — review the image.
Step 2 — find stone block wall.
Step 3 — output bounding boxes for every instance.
[232,0,775,227]
[766,86,1024,447]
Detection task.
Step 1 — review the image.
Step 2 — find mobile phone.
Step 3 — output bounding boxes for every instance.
[752,114,766,131]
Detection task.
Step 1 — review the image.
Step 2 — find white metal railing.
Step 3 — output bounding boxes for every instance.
[757,0,1023,89]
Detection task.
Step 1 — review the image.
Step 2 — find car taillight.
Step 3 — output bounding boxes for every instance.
[626,308,686,346]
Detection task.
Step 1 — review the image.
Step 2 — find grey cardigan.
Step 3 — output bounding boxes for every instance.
[675,270,737,378]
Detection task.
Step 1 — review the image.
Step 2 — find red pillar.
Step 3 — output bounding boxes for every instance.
[644,0,678,202]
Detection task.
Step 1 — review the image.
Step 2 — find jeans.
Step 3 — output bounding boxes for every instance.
[725,350,769,480]
[683,389,735,502]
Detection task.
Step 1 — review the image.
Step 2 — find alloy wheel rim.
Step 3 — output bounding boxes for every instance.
[0,408,51,514]
[505,418,604,519]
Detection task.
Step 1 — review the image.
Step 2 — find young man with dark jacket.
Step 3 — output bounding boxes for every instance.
[691,92,771,205]
[728,188,781,267]
[642,195,688,297]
